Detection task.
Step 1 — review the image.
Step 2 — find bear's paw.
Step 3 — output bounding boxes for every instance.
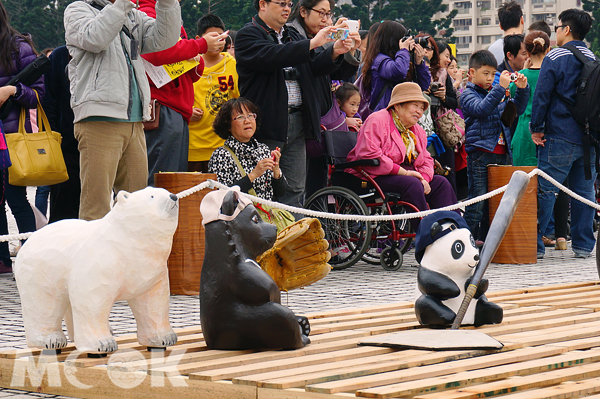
[144,331,178,348]
[93,337,118,353]
[42,331,68,350]
[297,316,311,336]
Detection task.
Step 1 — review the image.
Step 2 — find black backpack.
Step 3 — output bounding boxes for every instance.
[563,44,600,133]
[563,44,600,179]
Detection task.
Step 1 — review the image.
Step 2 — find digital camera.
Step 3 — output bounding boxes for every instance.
[510,72,519,82]
[430,82,442,93]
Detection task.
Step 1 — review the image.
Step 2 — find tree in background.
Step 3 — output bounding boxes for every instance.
[582,0,600,57]
[336,0,456,39]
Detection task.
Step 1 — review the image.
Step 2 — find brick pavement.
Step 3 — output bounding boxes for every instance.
[0,240,598,398]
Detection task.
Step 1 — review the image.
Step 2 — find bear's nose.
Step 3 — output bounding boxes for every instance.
[169,194,178,202]
[474,254,480,261]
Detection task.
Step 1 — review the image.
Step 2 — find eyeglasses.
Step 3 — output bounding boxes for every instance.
[306,7,334,20]
[554,24,566,32]
[232,113,257,122]
[270,1,294,8]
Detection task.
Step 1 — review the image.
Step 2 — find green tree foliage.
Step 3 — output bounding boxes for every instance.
[582,0,600,57]
[4,0,72,51]
[336,0,457,39]
[3,0,256,51]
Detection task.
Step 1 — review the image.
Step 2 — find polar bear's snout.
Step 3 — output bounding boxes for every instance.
[169,194,177,202]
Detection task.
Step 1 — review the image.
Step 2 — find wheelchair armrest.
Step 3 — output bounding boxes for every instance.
[335,159,380,169]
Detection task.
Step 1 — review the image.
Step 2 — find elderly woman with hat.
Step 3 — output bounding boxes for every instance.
[346,82,457,219]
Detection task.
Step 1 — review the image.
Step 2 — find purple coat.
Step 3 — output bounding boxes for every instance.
[369,49,431,112]
[0,37,45,133]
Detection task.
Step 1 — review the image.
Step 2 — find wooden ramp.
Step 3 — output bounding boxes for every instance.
[3,281,600,398]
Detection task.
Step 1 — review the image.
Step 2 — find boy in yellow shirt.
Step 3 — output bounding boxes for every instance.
[188,14,240,172]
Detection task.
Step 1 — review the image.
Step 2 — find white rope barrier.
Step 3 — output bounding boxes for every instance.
[1,168,598,243]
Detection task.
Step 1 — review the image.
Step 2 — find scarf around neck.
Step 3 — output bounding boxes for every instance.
[391,110,419,163]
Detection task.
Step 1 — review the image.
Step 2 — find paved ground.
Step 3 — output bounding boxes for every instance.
[1,238,598,397]
[0,188,599,397]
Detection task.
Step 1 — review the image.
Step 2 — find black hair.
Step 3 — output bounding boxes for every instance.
[196,13,226,37]
[469,50,498,70]
[213,98,261,140]
[289,0,335,36]
[361,21,407,93]
[253,0,260,11]
[558,8,593,41]
[359,29,369,40]
[0,2,36,74]
[524,30,550,56]
[335,82,360,105]
[225,30,237,51]
[503,33,524,58]
[528,20,552,37]
[497,1,523,31]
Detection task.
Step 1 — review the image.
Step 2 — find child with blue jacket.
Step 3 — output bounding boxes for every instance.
[460,50,529,242]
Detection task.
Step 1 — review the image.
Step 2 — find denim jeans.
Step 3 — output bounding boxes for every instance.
[464,150,509,241]
[262,112,306,209]
[537,138,595,255]
[0,169,36,265]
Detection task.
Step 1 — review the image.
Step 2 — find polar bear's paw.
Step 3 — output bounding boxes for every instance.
[144,330,178,348]
[93,337,118,353]
[41,331,68,349]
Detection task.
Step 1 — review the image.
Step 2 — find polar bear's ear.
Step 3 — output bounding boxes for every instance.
[116,191,130,204]
[220,190,240,217]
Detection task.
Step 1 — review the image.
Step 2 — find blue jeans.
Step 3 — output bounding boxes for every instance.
[262,112,306,209]
[0,169,36,265]
[35,185,50,216]
[464,150,509,241]
[537,138,595,255]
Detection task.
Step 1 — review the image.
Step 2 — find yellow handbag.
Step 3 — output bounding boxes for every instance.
[5,94,68,186]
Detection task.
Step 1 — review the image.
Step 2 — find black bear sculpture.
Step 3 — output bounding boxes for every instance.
[199,188,310,350]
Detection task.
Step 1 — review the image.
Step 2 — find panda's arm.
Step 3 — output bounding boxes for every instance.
[417,267,461,300]
[229,262,279,304]
[465,277,489,299]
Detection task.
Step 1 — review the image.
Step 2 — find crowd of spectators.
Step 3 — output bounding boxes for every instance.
[0,0,596,275]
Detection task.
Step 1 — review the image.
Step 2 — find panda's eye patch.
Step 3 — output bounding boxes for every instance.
[452,240,464,259]
[252,214,259,223]
[470,236,476,248]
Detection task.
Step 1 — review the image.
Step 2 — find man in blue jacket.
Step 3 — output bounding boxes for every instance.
[235,0,352,208]
[530,9,596,259]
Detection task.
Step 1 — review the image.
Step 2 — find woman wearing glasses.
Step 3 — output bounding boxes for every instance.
[208,98,288,200]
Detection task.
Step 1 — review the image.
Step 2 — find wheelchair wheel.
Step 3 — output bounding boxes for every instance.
[380,246,403,271]
[363,204,413,265]
[305,186,372,270]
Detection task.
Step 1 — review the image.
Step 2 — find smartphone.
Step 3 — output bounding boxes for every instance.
[327,29,349,41]
[345,20,359,33]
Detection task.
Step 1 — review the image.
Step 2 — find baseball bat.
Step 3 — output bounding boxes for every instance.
[451,170,531,330]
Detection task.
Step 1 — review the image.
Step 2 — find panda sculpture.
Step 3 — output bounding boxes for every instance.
[414,211,503,327]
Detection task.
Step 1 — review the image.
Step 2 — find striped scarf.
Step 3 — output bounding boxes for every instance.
[391,110,419,163]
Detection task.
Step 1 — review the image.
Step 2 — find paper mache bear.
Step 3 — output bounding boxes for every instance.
[15,187,179,353]
[414,211,503,327]
[199,187,310,350]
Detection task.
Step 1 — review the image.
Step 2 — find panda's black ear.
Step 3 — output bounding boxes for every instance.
[220,191,239,217]
[430,221,442,238]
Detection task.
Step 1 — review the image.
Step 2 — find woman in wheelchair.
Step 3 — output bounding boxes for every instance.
[208,98,288,200]
[346,82,457,226]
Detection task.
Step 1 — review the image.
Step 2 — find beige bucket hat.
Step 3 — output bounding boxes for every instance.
[386,82,429,111]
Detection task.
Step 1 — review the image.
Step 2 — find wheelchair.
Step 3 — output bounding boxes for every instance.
[304,129,420,271]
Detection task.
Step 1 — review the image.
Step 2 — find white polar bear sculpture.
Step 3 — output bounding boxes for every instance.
[15,187,179,353]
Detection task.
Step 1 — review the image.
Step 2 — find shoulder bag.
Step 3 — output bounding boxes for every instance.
[5,92,68,186]
[223,145,295,233]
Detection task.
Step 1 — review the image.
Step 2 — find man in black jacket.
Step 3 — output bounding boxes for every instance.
[236,0,352,208]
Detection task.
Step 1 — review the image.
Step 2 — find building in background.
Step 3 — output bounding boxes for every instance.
[446,0,582,66]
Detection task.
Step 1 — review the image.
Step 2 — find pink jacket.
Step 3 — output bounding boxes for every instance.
[346,109,434,182]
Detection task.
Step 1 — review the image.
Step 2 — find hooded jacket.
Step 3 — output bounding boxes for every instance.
[64,0,181,123]
[0,37,45,133]
[136,0,207,122]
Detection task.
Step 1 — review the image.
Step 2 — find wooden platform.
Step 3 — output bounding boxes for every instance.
[4,282,600,398]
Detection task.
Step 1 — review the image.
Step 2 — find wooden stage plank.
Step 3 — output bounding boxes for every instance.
[4,281,600,399]
[355,347,600,398]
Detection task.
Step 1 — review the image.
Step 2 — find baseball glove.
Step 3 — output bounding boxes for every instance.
[257,218,331,291]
